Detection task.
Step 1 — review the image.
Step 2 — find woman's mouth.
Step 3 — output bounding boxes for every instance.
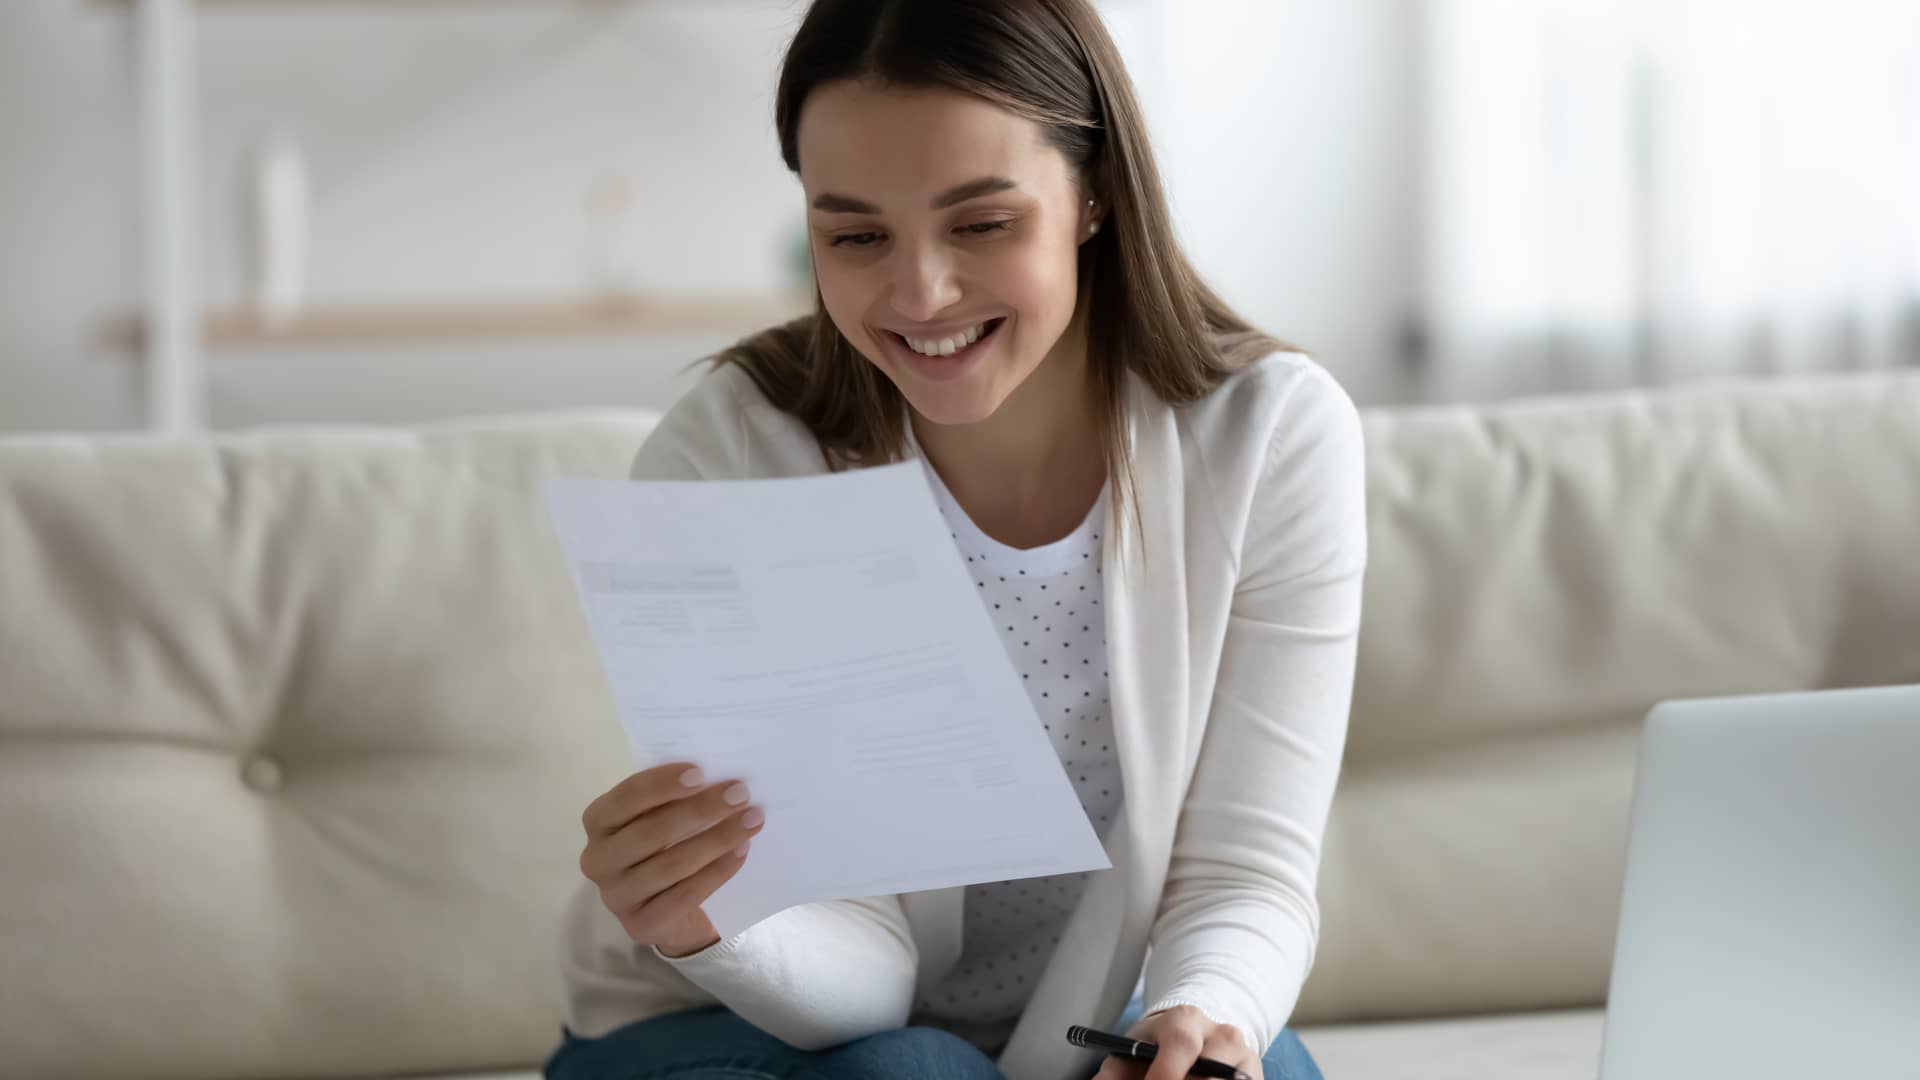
[887,317,1006,378]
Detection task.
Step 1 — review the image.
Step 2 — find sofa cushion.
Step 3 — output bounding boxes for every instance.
[0,412,657,1080]
[1299,1007,1605,1080]
[1295,371,1920,1024]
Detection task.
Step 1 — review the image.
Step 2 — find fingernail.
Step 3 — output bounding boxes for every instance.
[741,807,765,829]
[722,782,750,805]
[734,841,751,858]
[678,767,704,788]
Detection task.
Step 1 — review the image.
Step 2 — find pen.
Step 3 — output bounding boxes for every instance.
[1066,1025,1252,1080]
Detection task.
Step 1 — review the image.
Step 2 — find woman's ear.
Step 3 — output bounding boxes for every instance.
[1080,167,1112,239]
[1079,181,1109,244]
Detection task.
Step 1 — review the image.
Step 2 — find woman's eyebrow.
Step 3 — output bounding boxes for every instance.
[931,176,1019,208]
[810,176,1021,214]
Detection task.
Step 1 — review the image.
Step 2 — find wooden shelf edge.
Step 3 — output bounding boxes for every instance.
[98,294,814,352]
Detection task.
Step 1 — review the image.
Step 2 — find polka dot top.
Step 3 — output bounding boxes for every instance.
[904,446,1123,1057]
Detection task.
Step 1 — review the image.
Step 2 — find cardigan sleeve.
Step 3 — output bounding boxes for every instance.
[645,896,920,1049]
[558,367,923,1050]
[1141,365,1368,1053]
[560,876,922,1051]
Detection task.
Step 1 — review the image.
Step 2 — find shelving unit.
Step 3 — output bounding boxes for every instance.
[108,0,776,431]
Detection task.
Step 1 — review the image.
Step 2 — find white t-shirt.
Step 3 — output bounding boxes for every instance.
[904,449,1124,1056]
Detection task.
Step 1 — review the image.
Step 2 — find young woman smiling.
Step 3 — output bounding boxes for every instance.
[548,2,1366,1079]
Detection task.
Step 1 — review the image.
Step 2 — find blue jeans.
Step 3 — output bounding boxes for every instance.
[544,997,1324,1080]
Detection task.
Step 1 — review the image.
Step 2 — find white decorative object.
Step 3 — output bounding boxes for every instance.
[584,172,643,298]
[251,129,310,329]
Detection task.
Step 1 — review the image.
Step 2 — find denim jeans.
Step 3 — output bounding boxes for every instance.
[544,997,1324,1080]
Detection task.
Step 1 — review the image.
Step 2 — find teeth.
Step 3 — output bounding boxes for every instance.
[905,321,989,357]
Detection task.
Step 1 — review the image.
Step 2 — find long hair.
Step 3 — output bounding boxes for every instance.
[710,0,1295,531]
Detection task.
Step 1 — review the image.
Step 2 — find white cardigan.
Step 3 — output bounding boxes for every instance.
[560,350,1368,1080]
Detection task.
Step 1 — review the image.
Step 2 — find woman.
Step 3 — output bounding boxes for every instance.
[548,1,1365,1078]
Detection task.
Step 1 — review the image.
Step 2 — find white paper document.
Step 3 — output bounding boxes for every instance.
[542,462,1112,939]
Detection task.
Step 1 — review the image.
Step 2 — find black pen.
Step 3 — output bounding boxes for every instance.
[1066,1025,1252,1080]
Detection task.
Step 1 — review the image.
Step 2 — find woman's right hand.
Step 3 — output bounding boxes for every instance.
[578,762,765,958]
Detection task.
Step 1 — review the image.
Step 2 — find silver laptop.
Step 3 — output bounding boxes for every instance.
[1597,684,1920,1079]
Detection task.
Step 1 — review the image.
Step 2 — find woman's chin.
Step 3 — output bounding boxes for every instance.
[899,384,1003,429]
[871,357,1003,427]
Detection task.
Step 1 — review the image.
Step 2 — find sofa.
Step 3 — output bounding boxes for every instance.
[3,369,1917,1080]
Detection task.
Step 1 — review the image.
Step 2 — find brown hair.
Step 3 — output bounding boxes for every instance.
[709,0,1294,529]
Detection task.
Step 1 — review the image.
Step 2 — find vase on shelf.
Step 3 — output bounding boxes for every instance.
[245,129,310,330]
[584,172,645,304]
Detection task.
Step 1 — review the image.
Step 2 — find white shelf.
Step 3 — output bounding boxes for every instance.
[97,293,810,351]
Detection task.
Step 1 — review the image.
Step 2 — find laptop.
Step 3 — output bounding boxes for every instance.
[1597,684,1920,1079]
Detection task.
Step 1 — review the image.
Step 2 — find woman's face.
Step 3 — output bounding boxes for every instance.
[795,80,1097,427]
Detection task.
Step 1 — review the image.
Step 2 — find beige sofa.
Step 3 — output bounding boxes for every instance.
[4,370,1917,1080]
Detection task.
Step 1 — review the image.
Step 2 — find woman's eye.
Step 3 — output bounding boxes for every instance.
[831,232,883,249]
[959,221,1011,237]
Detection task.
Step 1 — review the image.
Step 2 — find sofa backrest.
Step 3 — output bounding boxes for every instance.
[0,413,654,1080]
[1294,370,1920,1025]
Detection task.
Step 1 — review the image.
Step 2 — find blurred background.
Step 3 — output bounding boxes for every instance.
[1,0,1915,435]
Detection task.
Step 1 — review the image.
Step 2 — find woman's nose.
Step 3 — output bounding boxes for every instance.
[890,243,963,322]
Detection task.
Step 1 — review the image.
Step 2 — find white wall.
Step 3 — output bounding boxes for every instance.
[0,0,1421,434]
[1,1,145,432]
[1151,0,1424,406]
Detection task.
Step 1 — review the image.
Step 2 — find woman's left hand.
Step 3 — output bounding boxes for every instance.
[1090,1004,1263,1080]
